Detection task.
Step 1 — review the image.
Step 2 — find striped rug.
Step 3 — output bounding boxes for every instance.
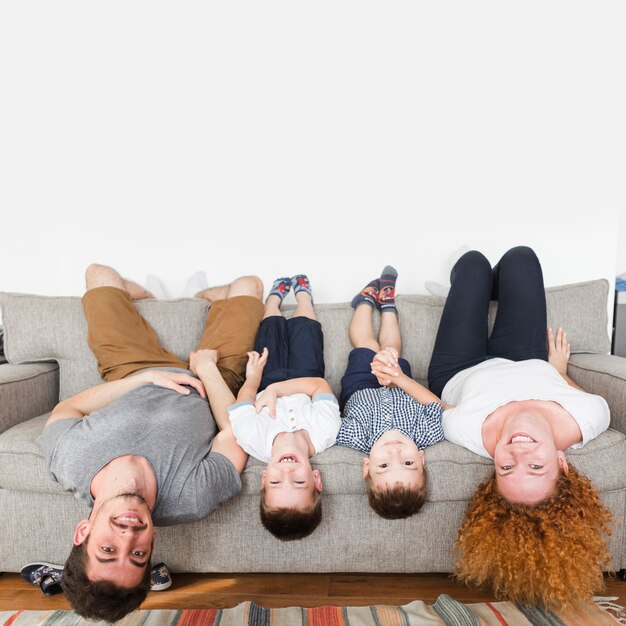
[1,595,624,626]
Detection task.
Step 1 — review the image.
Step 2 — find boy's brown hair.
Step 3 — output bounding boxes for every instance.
[364,472,427,519]
[62,539,151,622]
[259,488,322,540]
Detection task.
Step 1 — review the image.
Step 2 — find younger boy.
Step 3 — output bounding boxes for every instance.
[226,275,341,540]
[337,266,445,519]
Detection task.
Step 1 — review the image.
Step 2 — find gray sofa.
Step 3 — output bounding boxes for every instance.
[1,280,625,575]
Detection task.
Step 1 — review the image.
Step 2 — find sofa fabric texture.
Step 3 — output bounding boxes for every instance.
[0,279,624,574]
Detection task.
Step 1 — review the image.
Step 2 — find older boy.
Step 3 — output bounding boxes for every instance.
[337,266,445,519]
[201,275,341,540]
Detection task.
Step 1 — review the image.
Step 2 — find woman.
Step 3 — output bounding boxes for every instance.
[427,246,613,608]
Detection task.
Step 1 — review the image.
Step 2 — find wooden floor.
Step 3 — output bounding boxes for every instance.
[1,572,624,611]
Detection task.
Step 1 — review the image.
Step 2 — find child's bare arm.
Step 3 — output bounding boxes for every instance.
[237,348,268,404]
[262,377,332,398]
[395,375,443,406]
[254,377,333,418]
[371,349,452,409]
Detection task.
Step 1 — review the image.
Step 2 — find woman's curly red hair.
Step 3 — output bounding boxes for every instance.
[454,466,613,610]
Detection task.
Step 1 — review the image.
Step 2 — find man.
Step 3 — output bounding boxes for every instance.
[36,263,263,622]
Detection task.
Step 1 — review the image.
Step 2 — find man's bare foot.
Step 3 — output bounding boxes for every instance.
[548,327,571,376]
[123,279,155,300]
[195,284,230,302]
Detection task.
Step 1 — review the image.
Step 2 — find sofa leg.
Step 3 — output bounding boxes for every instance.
[618,569,626,581]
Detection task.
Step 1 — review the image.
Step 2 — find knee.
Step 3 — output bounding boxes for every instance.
[500,246,541,271]
[230,275,263,299]
[451,250,491,281]
[85,263,119,290]
[85,263,109,286]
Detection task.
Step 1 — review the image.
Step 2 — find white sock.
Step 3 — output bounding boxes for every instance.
[449,245,472,270]
[425,281,450,298]
[424,245,472,298]
[145,275,170,300]
[181,270,208,298]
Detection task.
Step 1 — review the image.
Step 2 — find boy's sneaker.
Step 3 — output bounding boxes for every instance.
[20,562,64,596]
[150,562,172,591]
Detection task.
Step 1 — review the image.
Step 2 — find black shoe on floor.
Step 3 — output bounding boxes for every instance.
[150,562,172,591]
[20,562,64,596]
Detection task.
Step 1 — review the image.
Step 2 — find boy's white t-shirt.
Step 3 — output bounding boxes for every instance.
[228,392,341,463]
[441,358,610,458]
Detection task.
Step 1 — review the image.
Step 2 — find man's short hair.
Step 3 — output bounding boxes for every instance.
[62,538,151,622]
[364,473,427,519]
[259,488,322,540]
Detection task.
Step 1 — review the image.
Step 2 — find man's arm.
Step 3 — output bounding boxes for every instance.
[210,429,248,474]
[46,369,206,427]
[189,349,236,432]
[189,349,250,473]
[548,327,585,391]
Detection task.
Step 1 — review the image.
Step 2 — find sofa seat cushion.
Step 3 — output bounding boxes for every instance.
[3,412,624,502]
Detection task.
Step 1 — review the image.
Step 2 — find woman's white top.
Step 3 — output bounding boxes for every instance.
[441,358,610,458]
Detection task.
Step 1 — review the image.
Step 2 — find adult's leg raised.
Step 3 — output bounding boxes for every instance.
[488,246,548,361]
[82,263,187,381]
[196,275,264,394]
[427,251,493,397]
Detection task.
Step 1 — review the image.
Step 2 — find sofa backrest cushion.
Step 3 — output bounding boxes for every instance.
[0,279,611,400]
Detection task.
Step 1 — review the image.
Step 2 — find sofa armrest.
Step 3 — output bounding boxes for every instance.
[568,354,626,435]
[0,362,59,434]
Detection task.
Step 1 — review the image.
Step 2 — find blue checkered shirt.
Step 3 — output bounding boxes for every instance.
[336,387,444,453]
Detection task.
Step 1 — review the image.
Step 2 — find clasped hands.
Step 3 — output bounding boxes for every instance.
[371,347,402,386]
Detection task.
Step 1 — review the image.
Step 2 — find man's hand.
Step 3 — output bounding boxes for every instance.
[246,347,269,381]
[548,327,571,376]
[143,370,206,398]
[254,386,277,418]
[189,349,219,377]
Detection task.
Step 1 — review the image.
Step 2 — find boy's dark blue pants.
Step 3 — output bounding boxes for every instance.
[254,316,325,391]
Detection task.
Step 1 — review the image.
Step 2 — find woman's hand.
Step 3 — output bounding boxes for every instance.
[548,327,571,376]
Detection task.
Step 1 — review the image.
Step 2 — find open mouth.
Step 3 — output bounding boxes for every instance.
[278,455,298,463]
[508,433,537,444]
[113,513,144,527]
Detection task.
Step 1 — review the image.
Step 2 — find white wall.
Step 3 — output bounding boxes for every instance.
[1,3,624,316]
